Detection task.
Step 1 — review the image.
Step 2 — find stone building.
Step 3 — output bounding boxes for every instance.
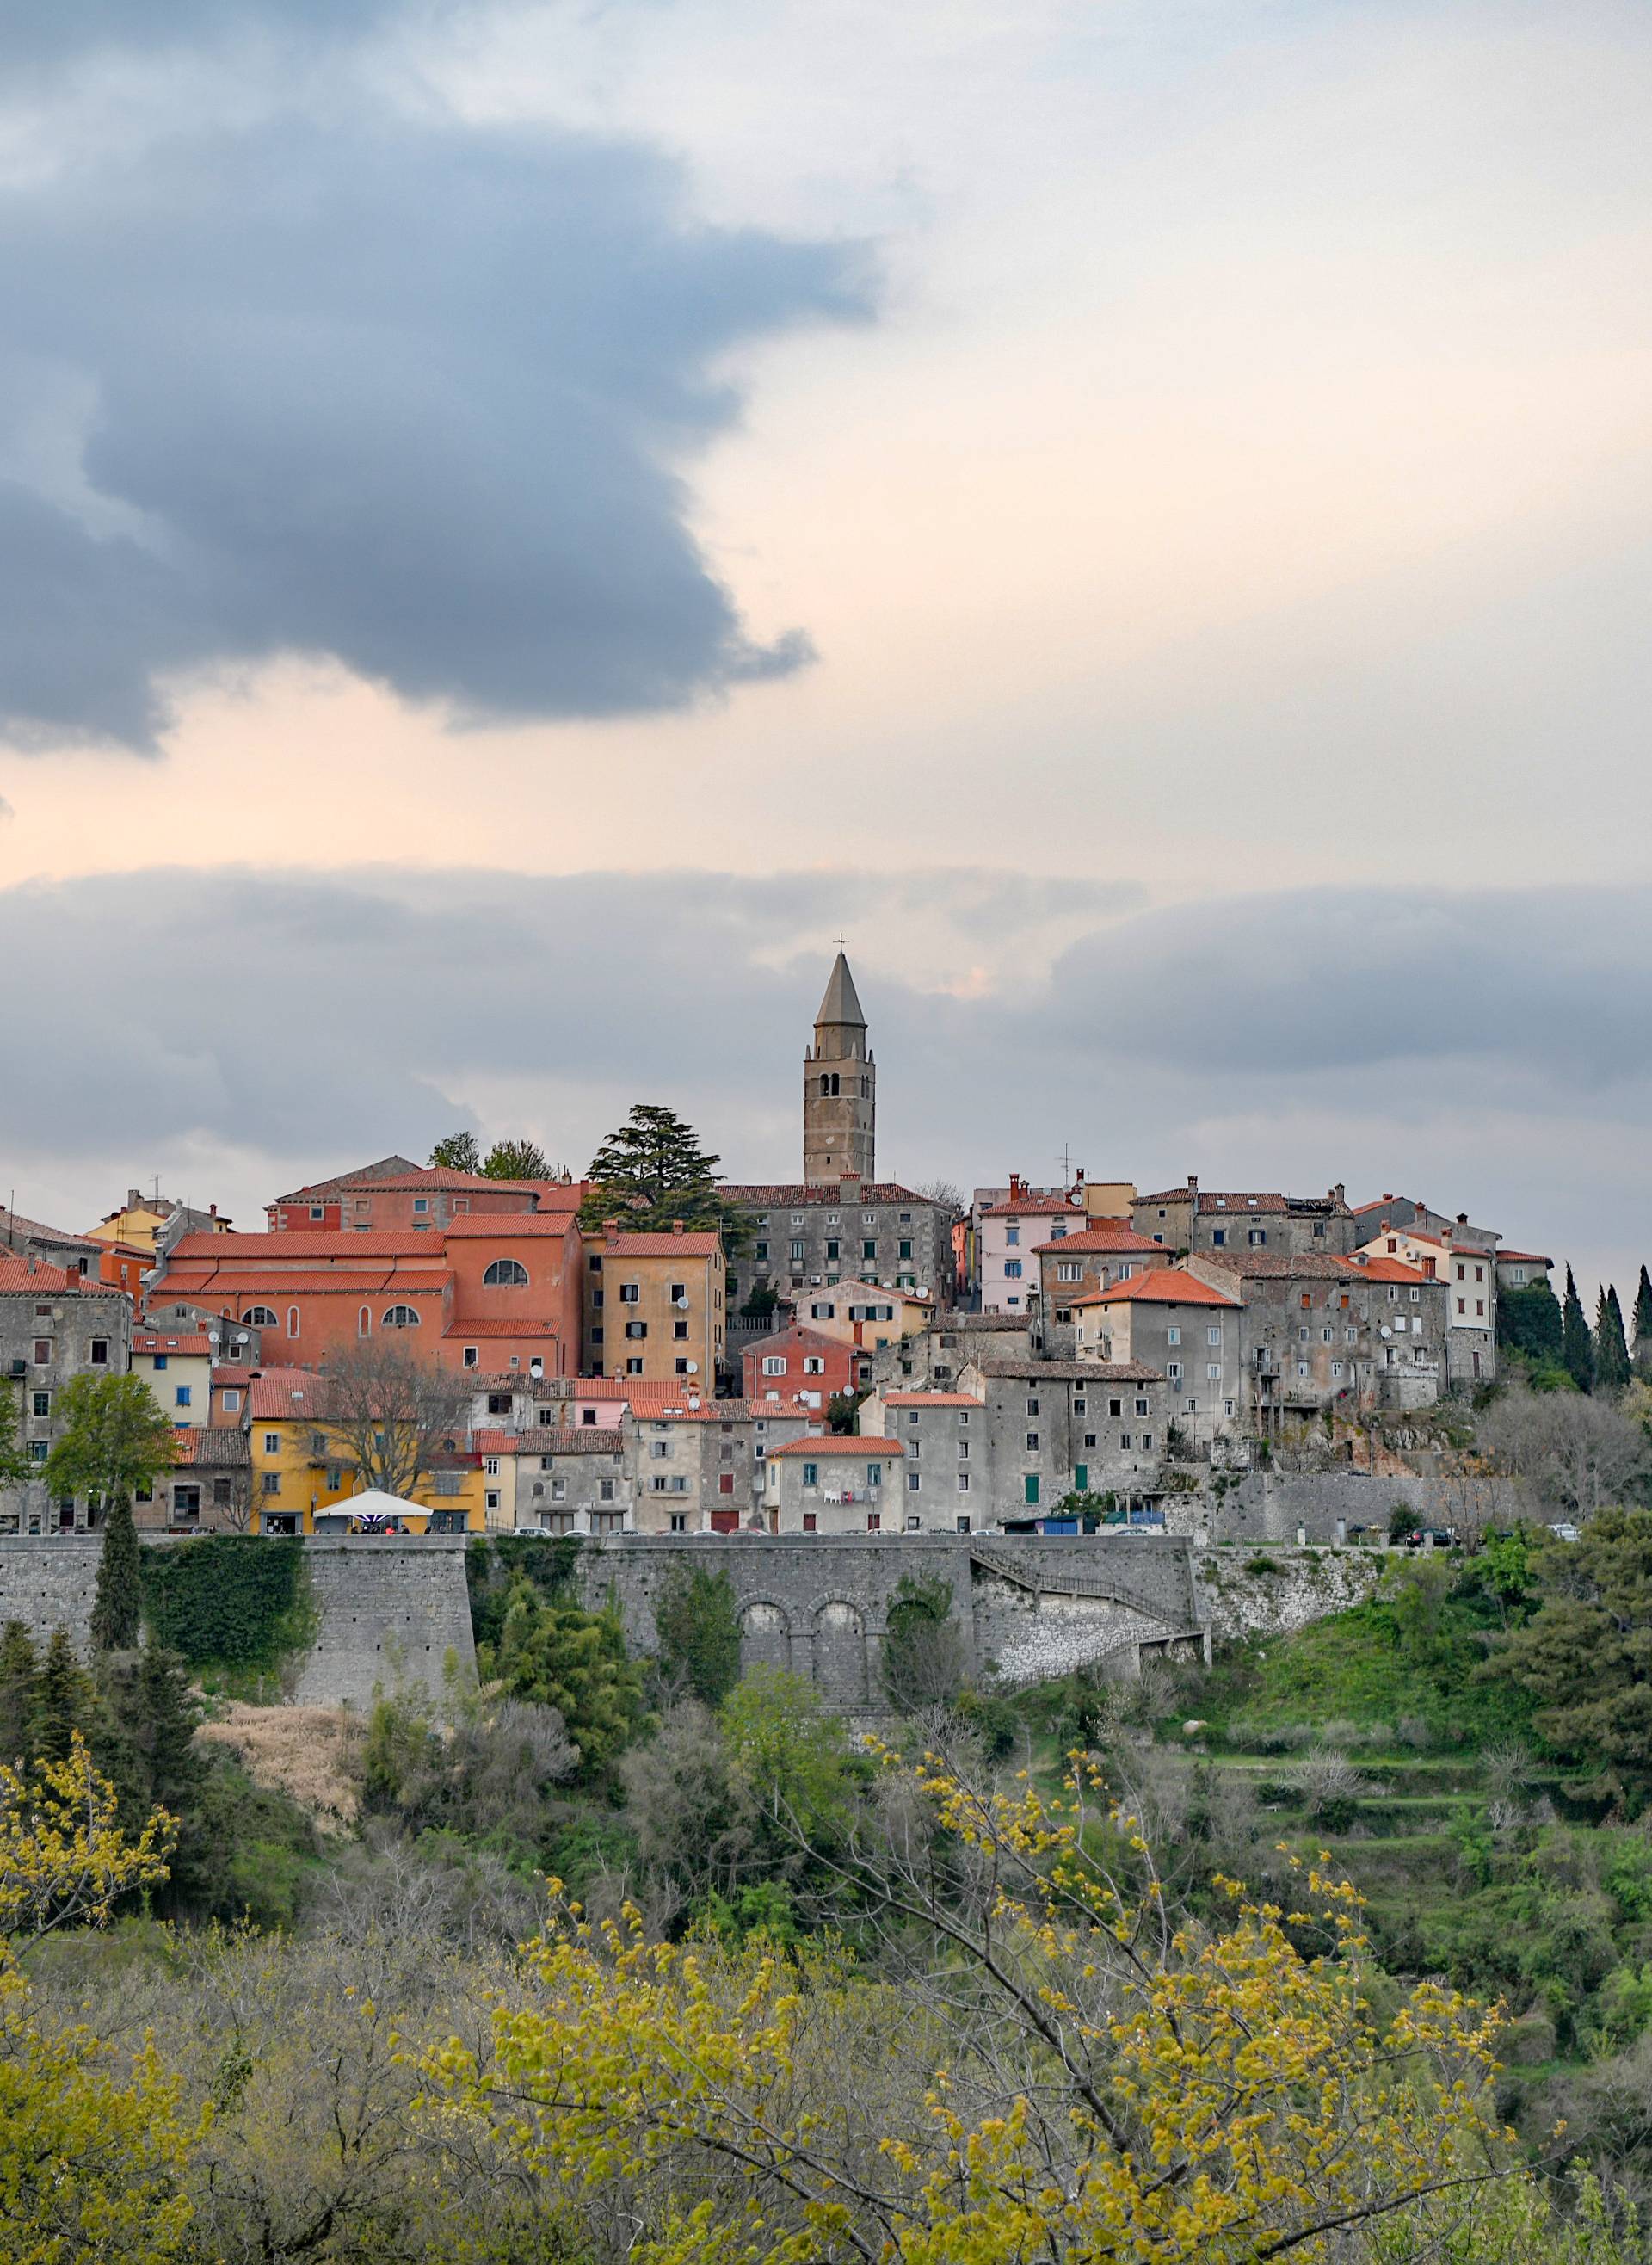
[1354,1222,1495,1388]
[866,1311,1030,1392]
[723,1181,954,1310]
[476,1428,632,1535]
[763,1434,907,1534]
[955,1358,1168,1519]
[804,949,876,1185]
[134,1425,253,1534]
[0,1256,134,1535]
[1182,1250,1449,1429]
[1131,1179,1358,1259]
[1072,1268,1245,1447]
[1029,1221,1168,1355]
[856,1389,986,1532]
[0,1204,102,1280]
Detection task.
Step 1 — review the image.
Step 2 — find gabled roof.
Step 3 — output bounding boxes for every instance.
[170,1230,436,1261]
[133,1332,217,1355]
[1077,1268,1242,1308]
[815,948,866,1029]
[247,1368,336,1421]
[1353,1257,1432,1284]
[981,1194,1085,1219]
[445,1213,575,1238]
[1196,1253,1353,1282]
[721,1182,939,1209]
[966,1358,1167,1383]
[271,1157,422,1204]
[0,1206,101,1255]
[0,1255,88,1295]
[592,1231,723,1257]
[1032,1224,1162,1256]
[1496,1250,1554,1266]
[768,1435,903,1458]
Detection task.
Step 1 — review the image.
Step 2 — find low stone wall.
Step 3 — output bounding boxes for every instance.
[1195,1544,1387,1642]
[1162,1469,1531,1546]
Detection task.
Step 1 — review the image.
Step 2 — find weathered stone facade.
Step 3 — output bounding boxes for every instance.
[724,1181,954,1310]
[1132,1180,1358,1259]
[956,1359,1169,1517]
[0,1268,135,1534]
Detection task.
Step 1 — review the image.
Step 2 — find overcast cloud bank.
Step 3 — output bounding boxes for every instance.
[0,866,1641,1295]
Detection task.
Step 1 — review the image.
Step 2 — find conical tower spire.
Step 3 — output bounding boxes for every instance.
[804,946,875,1185]
[815,947,866,1032]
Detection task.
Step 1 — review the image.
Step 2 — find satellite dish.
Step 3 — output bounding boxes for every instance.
[1378,1324,1391,1339]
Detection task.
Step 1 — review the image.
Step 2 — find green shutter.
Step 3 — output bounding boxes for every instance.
[1025,1474,1040,1506]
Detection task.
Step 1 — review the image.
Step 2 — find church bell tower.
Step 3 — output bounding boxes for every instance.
[804,947,876,1185]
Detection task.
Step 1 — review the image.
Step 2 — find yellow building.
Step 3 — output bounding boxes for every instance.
[583,1223,725,1385]
[246,1367,485,1534]
[131,1328,215,1427]
[86,1189,233,1256]
[792,1278,932,1352]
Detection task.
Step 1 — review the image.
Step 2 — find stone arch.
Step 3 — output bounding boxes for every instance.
[812,1595,869,1707]
[737,1596,792,1674]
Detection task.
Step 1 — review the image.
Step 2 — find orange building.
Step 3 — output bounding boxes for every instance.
[267,1158,584,1233]
[152,1203,583,1377]
[582,1221,724,1385]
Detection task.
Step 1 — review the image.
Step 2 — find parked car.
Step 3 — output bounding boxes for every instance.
[1546,1521,1581,1544]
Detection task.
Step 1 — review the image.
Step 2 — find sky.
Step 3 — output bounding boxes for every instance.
[0,0,1649,1296]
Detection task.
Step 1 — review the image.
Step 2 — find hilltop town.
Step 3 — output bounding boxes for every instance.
[1,948,1609,1548]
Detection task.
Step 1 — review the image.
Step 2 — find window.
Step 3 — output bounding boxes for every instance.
[802,1461,818,1486]
[286,1307,299,1337]
[866,1511,882,1532]
[263,1432,280,1453]
[485,1490,501,1514]
[261,1472,280,1497]
[1135,1398,1150,1416]
[825,1239,840,1262]
[1005,1226,1020,1246]
[1003,1260,1022,1279]
[172,1484,201,1516]
[791,1240,806,1264]
[1140,1432,1153,1449]
[483,1258,529,1287]
[957,1472,971,1492]
[674,1357,691,1374]
[1083,1432,1096,1448]
[1211,1228,1226,1246]
[152,1353,169,1370]
[673,1320,689,1340]
[1025,1430,1039,1450]
[762,1356,786,1376]
[626,1357,644,1375]
[1108,1398,1122,1416]
[625,1320,647,1339]
[865,1462,884,1489]
[1457,1299,1466,1316]
[908,1470,921,1491]
[89,1337,109,1365]
[383,1305,420,1328]
[1206,1363,1221,1380]
[1026,1396,1040,1416]
[30,1391,48,1417]
[802,1512,818,1532]
[359,1306,372,1337]
[413,1197,428,1214]
[899,1239,913,1260]
[1248,1229,1266,1245]
[1331,1362,1342,1380]
[755,1239,770,1262]
[1024,1475,1040,1505]
[27,1441,47,1463]
[1168,1362,1182,1381]
[1206,1324,1222,1344]
[175,1386,192,1408]
[484,1455,500,1477]
[28,1337,53,1367]
[1057,1261,1082,1282]
[1119,1433,1131,1450]
[598,1478,615,1503]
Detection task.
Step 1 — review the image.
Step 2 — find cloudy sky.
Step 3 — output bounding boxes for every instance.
[1,0,1648,1294]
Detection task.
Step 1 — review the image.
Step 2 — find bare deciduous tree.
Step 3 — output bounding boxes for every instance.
[1477,1383,1652,1519]
[317,1342,475,1500]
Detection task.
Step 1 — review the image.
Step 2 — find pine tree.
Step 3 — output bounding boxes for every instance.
[129,1645,201,1812]
[579,1102,748,1250]
[35,1627,90,1764]
[1562,1266,1594,1392]
[0,1620,40,1767]
[1595,1284,1633,1397]
[429,1132,481,1172]
[483,1138,557,1181]
[90,1495,144,1653]
[1634,1265,1652,1368]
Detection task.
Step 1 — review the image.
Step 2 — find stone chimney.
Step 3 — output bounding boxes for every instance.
[671,1219,685,1235]
[128,1188,142,1211]
[1008,1173,1023,1201]
[1187,1174,1199,1197]
[603,1218,620,1248]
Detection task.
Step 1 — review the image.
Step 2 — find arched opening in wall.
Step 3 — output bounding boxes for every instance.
[287,1306,299,1338]
[738,1598,792,1674]
[358,1306,371,1336]
[813,1597,866,1706]
[484,1259,530,1287]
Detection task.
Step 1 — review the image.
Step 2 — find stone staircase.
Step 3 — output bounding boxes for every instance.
[967,1540,1204,1649]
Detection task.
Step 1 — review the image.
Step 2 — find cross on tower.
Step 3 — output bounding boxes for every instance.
[835,932,848,952]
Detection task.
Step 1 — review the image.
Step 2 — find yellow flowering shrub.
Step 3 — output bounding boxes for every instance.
[429,1750,1521,2264]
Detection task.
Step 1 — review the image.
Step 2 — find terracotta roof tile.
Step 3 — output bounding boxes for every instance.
[0,1206,102,1253]
[1077,1268,1242,1308]
[981,1195,1085,1219]
[1032,1225,1163,1256]
[444,1213,577,1238]
[133,1332,216,1355]
[441,1319,563,1339]
[0,1256,99,1295]
[767,1435,905,1458]
[170,1231,435,1260]
[589,1231,723,1257]
[247,1368,335,1421]
[721,1182,941,1209]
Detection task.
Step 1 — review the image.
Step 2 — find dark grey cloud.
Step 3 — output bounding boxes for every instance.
[0,109,869,750]
[1,868,1647,1305]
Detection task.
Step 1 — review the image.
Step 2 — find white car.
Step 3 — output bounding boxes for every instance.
[1546,1521,1581,1544]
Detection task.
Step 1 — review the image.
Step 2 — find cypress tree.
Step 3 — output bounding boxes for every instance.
[35,1627,90,1764]
[89,1495,144,1652]
[1596,1284,1633,1397]
[131,1645,201,1813]
[0,1620,40,1768]
[1634,1265,1652,1367]
[1562,1266,1594,1392]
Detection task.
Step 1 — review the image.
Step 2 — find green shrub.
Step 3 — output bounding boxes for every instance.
[140,1538,316,1683]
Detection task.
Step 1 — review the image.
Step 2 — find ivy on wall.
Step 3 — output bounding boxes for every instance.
[466,1535,583,1655]
[141,1537,317,1680]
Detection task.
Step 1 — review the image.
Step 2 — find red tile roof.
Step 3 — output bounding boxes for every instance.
[170,1231,438,1260]
[1352,1257,1431,1284]
[721,1182,940,1208]
[571,1379,706,1416]
[0,1256,91,1295]
[981,1195,1084,1219]
[163,1273,443,1297]
[1032,1225,1163,1256]
[767,1435,904,1458]
[1076,1268,1242,1308]
[444,1213,576,1238]
[133,1332,217,1355]
[270,1157,422,1203]
[442,1319,563,1340]
[0,1206,102,1253]
[247,1369,336,1421]
[591,1231,723,1257]
[1496,1250,1553,1266]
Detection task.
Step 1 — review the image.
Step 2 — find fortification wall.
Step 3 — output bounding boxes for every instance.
[0,1534,474,1711]
[1162,1470,1531,1546]
[576,1534,1205,1704]
[1195,1544,1387,1641]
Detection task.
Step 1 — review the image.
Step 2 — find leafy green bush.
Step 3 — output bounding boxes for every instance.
[139,1539,316,1685]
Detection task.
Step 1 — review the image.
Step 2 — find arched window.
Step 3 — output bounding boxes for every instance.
[483,1258,529,1287]
[287,1306,299,1337]
[382,1305,421,1329]
[357,1306,371,1336]
[242,1305,278,1327]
